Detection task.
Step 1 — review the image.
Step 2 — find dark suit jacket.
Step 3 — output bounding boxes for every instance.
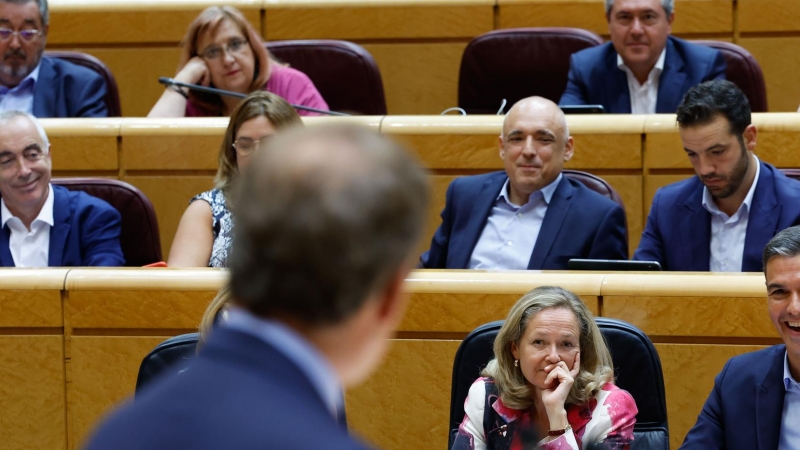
[420,172,628,270]
[559,36,726,113]
[634,161,800,271]
[0,185,123,267]
[32,56,109,118]
[84,327,372,450]
[679,345,786,450]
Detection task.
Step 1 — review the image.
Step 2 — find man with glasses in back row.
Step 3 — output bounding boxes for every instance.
[0,0,109,117]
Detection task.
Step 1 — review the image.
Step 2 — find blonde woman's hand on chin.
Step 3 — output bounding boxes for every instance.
[541,352,580,431]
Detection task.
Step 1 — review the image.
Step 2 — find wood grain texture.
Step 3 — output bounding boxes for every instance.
[738,0,800,33]
[601,174,642,256]
[738,38,800,112]
[497,0,608,33]
[643,173,692,216]
[345,339,462,450]
[0,290,63,327]
[75,47,183,118]
[420,175,458,257]
[566,134,642,169]
[603,295,777,337]
[48,8,260,44]
[121,176,216,256]
[67,336,169,450]
[121,136,221,170]
[0,336,65,450]
[66,290,217,329]
[656,343,768,450]
[50,137,118,171]
[401,293,599,332]
[264,4,492,40]
[363,42,468,115]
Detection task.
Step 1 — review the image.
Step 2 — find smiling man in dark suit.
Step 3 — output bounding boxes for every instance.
[559,0,726,114]
[679,225,800,449]
[420,96,628,270]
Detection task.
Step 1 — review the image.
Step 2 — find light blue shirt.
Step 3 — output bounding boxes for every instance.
[222,307,344,419]
[469,173,562,270]
[779,351,800,450]
[701,155,760,272]
[0,63,40,114]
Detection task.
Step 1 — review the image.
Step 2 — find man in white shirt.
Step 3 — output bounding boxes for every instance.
[559,0,727,114]
[0,110,123,266]
[634,80,800,271]
[679,225,800,449]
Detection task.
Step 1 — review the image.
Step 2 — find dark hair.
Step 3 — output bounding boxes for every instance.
[0,0,47,26]
[676,80,751,136]
[228,124,429,325]
[215,91,302,198]
[763,226,800,273]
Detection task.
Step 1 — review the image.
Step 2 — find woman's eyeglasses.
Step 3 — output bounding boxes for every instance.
[232,135,272,156]
[199,38,249,60]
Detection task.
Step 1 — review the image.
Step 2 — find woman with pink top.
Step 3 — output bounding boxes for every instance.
[148,6,328,118]
[452,286,638,450]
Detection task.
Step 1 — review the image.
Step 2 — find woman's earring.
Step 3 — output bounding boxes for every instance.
[514,359,519,367]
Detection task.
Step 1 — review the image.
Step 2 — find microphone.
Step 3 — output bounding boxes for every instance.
[158,77,349,117]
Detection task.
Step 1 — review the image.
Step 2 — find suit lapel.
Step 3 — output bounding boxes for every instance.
[605,50,632,113]
[32,57,56,118]
[743,162,779,271]
[755,347,785,450]
[452,174,505,268]
[48,186,70,267]
[656,38,687,113]
[679,180,711,271]
[0,224,13,266]
[527,178,571,269]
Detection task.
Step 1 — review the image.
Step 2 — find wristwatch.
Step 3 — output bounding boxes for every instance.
[548,424,572,437]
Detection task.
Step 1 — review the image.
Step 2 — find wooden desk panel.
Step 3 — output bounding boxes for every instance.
[120,119,226,171]
[738,37,800,113]
[642,173,692,218]
[602,174,643,255]
[264,2,493,40]
[738,0,800,33]
[43,119,121,172]
[0,335,66,450]
[48,7,260,45]
[67,336,172,450]
[347,339,461,450]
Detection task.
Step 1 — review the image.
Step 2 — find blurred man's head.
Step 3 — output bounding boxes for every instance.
[0,0,48,88]
[499,96,573,206]
[228,123,429,387]
[763,226,800,378]
[606,0,674,82]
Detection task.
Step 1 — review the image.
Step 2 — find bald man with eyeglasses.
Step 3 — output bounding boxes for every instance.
[0,0,109,117]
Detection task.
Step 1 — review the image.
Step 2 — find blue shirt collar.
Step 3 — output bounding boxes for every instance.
[784,351,800,391]
[222,307,344,418]
[0,62,40,93]
[498,173,562,207]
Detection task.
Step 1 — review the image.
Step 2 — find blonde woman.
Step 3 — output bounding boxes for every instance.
[452,286,637,449]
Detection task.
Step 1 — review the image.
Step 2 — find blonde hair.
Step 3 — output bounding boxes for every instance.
[199,285,232,344]
[214,91,302,200]
[483,286,614,410]
[179,6,271,115]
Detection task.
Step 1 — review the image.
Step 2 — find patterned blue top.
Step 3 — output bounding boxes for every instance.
[191,189,233,268]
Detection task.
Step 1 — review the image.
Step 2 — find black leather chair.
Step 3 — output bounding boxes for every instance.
[135,332,199,396]
[266,40,387,115]
[563,169,629,242]
[449,318,668,450]
[692,40,768,112]
[458,28,604,114]
[44,51,122,117]
[53,178,162,267]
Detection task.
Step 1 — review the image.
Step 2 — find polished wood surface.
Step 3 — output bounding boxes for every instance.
[0,269,783,450]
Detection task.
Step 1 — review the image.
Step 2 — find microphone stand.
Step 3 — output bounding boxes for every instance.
[158,77,350,117]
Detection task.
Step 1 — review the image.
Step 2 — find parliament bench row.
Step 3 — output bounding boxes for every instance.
[0,269,777,450]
